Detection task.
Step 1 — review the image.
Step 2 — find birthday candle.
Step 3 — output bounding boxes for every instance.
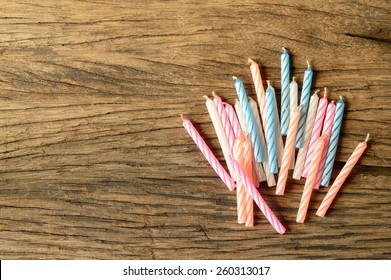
[289,77,298,170]
[224,103,242,138]
[231,159,286,234]
[276,105,302,195]
[265,81,278,174]
[204,96,235,178]
[248,98,276,186]
[280,47,290,136]
[295,61,314,148]
[297,135,327,223]
[181,115,235,191]
[293,91,319,180]
[248,58,267,131]
[271,84,285,167]
[213,92,235,154]
[302,88,328,178]
[321,97,345,187]
[235,99,266,183]
[314,101,336,189]
[233,77,264,163]
[317,134,370,217]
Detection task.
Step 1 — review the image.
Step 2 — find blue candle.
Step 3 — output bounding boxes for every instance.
[233,77,264,163]
[280,47,290,136]
[265,81,278,173]
[295,61,313,148]
[321,96,345,186]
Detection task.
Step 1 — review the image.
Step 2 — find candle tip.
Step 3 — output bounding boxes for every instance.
[212,91,216,97]
[203,95,209,100]
[298,103,305,109]
[266,80,271,87]
[180,114,184,120]
[331,100,335,103]
[314,89,320,96]
[306,60,311,68]
[365,133,370,142]
[282,47,286,52]
[292,76,296,81]
[247,58,254,64]
[323,87,328,98]
[232,76,237,81]
[339,95,343,101]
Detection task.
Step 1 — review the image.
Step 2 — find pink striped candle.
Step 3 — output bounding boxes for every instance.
[213,92,235,153]
[313,101,336,189]
[248,58,267,131]
[224,102,242,138]
[181,115,235,191]
[302,88,328,178]
[231,159,286,234]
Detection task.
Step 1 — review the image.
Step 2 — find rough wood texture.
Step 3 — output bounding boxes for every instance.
[0,0,390,259]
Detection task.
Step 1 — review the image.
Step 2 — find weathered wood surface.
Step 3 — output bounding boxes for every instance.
[0,0,390,259]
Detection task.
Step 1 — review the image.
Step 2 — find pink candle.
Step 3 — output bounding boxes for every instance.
[231,159,286,234]
[213,92,235,153]
[313,101,336,189]
[302,88,328,178]
[224,102,242,138]
[248,58,267,131]
[181,115,235,191]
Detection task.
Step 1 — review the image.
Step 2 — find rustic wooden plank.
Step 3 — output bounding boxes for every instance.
[0,0,390,259]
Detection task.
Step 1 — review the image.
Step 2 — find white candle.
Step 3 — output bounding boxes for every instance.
[289,77,298,169]
[204,96,235,179]
[293,91,320,180]
[270,82,284,168]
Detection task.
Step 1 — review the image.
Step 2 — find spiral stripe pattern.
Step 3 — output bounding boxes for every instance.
[243,138,254,227]
[317,140,368,217]
[280,49,290,135]
[231,159,286,234]
[224,103,242,138]
[297,136,326,223]
[214,94,235,153]
[249,59,267,131]
[233,135,247,224]
[265,87,278,173]
[302,97,328,178]
[182,117,236,191]
[321,99,345,186]
[295,66,313,148]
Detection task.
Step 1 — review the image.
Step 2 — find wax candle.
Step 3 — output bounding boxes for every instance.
[224,102,242,138]
[317,134,370,217]
[295,61,314,148]
[280,47,290,136]
[235,99,266,183]
[248,98,276,187]
[233,77,264,163]
[233,134,250,224]
[265,81,278,174]
[204,96,235,178]
[271,83,285,167]
[276,105,302,195]
[248,58,267,131]
[231,159,286,234]
[293,91,320,180]
[213,92,235,154]
[297,135,327,223]
[302,88,328,178]
[181,115,235,191]
[314,101,336,189]
[289,77,298,170]
[321,96,345,187]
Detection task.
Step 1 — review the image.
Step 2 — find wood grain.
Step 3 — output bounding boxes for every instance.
[0,0,390,259]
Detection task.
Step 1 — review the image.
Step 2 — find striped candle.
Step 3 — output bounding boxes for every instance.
[289,77,298,169]
[181,115,235,191]
[233,77,264,163]
[295,61,314,148]
[276,105,302,195]
[213,92,235,154]
[235,99,266,184]
[293,91,320,179]
[314,101,336,189]
[224,102,242,138]
[265,81,278,174]
[243,137,255,227]
[204,96,235,178]
[271,84,285,167]
[297,135,327,223]
[321,96,345,187]
[280,47,290,136]
[302,89,328,178]
[248,58,267,131]
[249,98,275,186]
[317,134,370,217]
[231,159,286,234]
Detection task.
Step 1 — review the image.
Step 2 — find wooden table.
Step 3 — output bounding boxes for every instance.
[0,1,390,259]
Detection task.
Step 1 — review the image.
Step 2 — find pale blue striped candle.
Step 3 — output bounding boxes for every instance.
[295,60,313,148]
[280,47,290,136]
[233,76,264,163]
[265,81,278,173]
[320,96,345,187]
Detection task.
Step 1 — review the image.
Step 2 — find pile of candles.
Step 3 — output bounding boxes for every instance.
[181,48,369,234]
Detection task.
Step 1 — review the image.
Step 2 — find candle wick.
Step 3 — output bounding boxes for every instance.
[212,91,216,97]
[232,76,237,81]
[324,87,328,98]
[339,95,343,101]
[292,76,296,82]
[365,133,370,142]
[282,47,286,52]
[266,80,271,87]
[180,114,184,120]
[203,95,209,100]
[306,60,311,68]
[314,89,320,96]
[247,58,255,65]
